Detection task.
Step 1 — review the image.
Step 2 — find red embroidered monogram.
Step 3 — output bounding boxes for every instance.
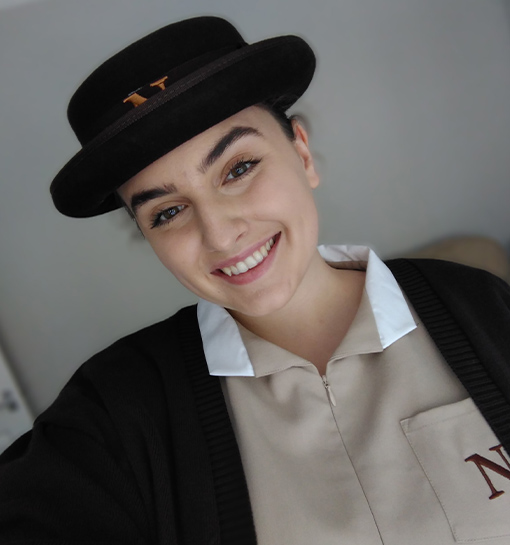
[123,76,169,107]
[465,444,510,499]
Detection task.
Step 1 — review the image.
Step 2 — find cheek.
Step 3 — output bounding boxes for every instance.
[252,164,316,213]
[146,232,214,298]
[267,172,319,226]
[148,236,193,279]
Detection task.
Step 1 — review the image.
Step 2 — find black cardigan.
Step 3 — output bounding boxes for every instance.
[0,259,509,545]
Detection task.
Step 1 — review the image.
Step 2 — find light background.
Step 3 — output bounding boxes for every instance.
[1,0,509,415]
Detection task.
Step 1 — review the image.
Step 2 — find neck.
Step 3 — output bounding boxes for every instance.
[230,251,366,373]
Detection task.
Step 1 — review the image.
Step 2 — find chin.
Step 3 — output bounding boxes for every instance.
[227,285,295,320]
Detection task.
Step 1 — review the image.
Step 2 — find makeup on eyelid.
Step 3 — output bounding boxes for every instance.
[225,157,260,182]
[128,121,268,218]
[149,157,261,228]
[150,204,186,229]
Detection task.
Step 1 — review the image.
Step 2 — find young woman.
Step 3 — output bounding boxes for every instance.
[1,16,510,545]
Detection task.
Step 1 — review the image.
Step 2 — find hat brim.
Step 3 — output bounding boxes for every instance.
[50,35,315,218]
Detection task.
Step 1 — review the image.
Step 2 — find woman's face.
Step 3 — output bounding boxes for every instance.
[118,106,320,319]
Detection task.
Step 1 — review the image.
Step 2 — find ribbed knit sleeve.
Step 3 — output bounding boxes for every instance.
[0,307,256,545]
[0,310,205,544]
[0,341,168,544]
[177,306,257,545]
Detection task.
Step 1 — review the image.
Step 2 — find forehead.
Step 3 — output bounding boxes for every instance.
[167,105,277,162]
[118,105,280,194]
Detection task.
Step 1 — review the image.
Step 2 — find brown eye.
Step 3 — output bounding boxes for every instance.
[151,205,185,228]
[225,159,260,182]
[230,163,250,178]
[161,208,180,219]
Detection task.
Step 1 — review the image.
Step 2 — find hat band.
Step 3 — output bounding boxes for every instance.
[123,43,243,107]
[80,43,243,144]
[60,36,295,178]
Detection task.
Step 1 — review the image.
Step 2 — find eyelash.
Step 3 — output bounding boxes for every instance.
[150,204,185,229]
[149,157,261,229]
[224,156,261,183]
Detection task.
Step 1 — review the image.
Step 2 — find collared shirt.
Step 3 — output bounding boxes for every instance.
[197,246,510,545]
[198,245,416,375]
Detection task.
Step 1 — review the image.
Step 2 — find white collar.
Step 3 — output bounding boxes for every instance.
[197,245,416,377]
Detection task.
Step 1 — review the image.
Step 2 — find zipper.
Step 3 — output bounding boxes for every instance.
[321,375,337,407]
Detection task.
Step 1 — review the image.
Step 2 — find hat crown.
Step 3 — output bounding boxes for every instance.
[51,16,315,217]
[68,17,245,144]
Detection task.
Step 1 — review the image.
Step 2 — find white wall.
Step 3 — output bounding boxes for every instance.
[1,0,509,415]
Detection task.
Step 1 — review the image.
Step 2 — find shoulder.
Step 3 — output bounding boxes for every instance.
[386,258,510,372]
[39,304,202,427]
[385,257,510,351]
[0,306,204,543]
[78,304,199,378]
[386,258,510,306]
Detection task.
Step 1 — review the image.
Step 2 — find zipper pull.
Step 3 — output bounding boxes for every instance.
[321,375,337,407]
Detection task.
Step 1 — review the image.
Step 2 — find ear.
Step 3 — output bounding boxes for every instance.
[292,119,320,189]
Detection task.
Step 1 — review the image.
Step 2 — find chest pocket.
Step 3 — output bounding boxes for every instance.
[401,398,510,543]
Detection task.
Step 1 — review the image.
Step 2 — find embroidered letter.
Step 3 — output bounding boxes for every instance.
[465,444,510,500]
[150,76,168,90]
[123,76,169,108]
[123,93,148,107]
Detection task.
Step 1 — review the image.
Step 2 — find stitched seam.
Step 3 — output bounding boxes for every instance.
[402,407,478,433]
[52,37,294,182]
[403,429,510,542]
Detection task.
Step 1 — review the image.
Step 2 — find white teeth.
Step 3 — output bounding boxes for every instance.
[244,256,258,269]
[220,235,277,277]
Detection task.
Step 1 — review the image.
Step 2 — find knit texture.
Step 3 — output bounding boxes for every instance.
[1,259,509,543]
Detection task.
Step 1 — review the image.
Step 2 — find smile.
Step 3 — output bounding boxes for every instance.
[220,236,277,276]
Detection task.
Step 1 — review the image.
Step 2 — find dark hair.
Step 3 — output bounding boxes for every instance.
[114,191,138,226]
[259,96,297,141]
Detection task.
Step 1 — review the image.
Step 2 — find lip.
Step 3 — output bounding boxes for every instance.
[211,233,280,271]
[211,232,281,285]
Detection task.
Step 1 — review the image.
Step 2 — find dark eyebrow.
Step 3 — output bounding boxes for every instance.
[199,126,263,173]
[129,126,262,216]
[130,182,178,216]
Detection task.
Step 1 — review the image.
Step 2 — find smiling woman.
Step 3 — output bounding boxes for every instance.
[1,14,510,545]
[116,106,329,329]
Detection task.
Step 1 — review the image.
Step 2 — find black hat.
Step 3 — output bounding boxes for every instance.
[50,16,316,217]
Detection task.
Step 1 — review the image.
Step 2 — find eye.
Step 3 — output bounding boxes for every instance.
[150,204,185,229]
[225,158,260,183]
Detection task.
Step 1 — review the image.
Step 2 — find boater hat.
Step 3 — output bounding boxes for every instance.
[50,16,316,217]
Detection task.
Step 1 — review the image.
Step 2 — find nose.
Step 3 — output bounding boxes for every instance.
[197,198,248,252]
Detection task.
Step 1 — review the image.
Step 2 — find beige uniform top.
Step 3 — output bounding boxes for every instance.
[198,246,510,545]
